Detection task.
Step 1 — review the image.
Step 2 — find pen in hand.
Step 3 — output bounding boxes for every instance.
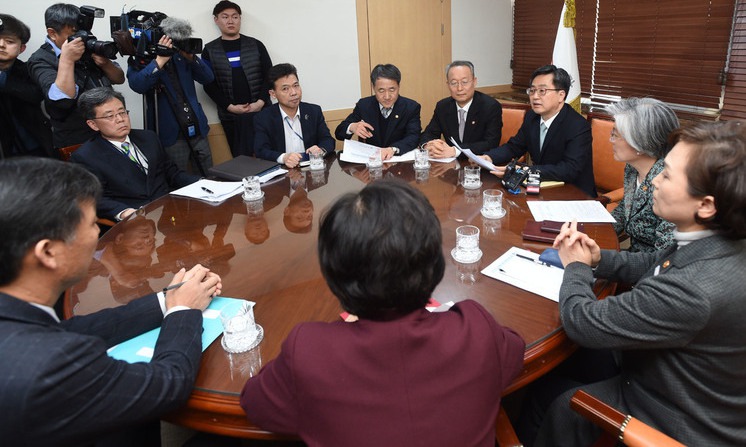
[201,186,214,195]
[162,281,187,293]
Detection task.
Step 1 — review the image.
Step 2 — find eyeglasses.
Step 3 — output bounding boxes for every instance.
[610,127,620,142]
[526,88,561,97]
[93,110,130,121]
[448,79,473,88]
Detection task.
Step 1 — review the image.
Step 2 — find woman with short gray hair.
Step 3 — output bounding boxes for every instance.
[605,97,678,252]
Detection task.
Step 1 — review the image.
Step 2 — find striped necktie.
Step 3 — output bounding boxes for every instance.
[382,108,392,118]
[120,142,138,163]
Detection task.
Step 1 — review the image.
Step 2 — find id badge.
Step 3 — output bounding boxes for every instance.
[187,125,196,137]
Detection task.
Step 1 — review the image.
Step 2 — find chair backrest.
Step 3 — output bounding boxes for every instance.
[500,103,529,145]
[58,144,82,161]
[587,112,625,194]
[570,390,686,447]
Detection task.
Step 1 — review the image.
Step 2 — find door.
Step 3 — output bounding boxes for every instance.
[356,0,452,128]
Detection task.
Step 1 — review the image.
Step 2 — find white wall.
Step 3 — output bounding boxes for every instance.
[11,1,512,128]
[451,0,513,88]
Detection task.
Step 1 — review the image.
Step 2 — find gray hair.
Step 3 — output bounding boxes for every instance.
[446,60,475,78]
[606,97,680,159]
[77,87,126,120]
[370,64,401,85]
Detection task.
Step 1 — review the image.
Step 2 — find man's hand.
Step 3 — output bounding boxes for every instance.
[306,145,325,156]
[553,221,601,267]
[350,120,374,139]
[165,265,222,311]
[283,152,303,168]
[227,103,252,114]
[154,35,173,69]
[424,140,456,159]
[483,156,507,178]
[59,37,85,64]
[120,208,137,220]
[380,147,395,160]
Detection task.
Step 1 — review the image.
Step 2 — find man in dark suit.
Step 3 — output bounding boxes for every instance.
[335,63,421,160]
[254,63,335,168]
[0,157,221,446]
[420,60,502,158]
[70,87,200,221]
[481,65,596,197]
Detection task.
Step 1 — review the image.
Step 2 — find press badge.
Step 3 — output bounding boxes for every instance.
[187,124,196,137]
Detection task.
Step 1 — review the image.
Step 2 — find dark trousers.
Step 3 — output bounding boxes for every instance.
[222,113,257,157]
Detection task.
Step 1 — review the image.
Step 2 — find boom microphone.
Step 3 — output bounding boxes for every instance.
[159,17,193,40]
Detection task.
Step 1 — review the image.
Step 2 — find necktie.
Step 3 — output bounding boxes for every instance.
[382,108,391,119]
[120,142,138,164]
[458,108,466,141]
[540,122,548,150]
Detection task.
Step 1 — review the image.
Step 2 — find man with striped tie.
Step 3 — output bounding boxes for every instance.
[253,63,335,168]
[71,87,199,221]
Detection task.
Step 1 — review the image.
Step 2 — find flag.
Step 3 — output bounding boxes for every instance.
[552,0,581,113]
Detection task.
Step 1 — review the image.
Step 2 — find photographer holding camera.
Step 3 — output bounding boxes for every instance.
[127,16,214,174]
[27,3,124,149]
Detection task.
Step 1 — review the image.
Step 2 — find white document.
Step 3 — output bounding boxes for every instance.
[342,139,456,164]
[170,179,243,203]
[481,247,565,302]
[461,148,497,170]
[527,200,616,223]
[340,139,379,164]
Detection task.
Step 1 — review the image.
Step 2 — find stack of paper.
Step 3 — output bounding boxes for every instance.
[527,201,616,223]
[170,179,243,203]
[481,247,565,301]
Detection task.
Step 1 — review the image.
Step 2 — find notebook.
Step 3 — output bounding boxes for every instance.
[208,156,281,181]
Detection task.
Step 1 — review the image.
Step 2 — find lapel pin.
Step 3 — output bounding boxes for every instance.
[662,260,670,268]
[304,114,309,120]
[395,114,399,119]
[642,185,648,191]
[471,121,476,125]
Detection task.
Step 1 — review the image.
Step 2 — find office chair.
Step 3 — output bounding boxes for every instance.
[587,112,625,211]
[570,390,686,447]
[57,143,116,228]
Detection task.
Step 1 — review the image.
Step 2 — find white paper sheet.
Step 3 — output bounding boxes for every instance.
[481,247,565,302]
[169,179,243,203]
[527,200,616,223]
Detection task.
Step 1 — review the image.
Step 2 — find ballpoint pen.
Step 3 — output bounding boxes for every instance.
[162,280,187,293]
[515,253,549,266]
[201,186,215,195]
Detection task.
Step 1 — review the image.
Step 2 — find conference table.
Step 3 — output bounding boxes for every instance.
[64,153,618,438]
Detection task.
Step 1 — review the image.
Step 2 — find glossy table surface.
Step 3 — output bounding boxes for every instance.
[65,154,618,438]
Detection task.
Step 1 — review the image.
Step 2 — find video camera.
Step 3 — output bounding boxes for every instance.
[110,10,203,66]
[67,6,119,60]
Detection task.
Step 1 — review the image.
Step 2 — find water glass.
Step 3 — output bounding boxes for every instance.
[462,165,482,190]
[414,147,430,169]
[452,225,482,263]
[242,176,263,201]
[481,189,506,219]
[367,149,383,168]
[221,302,261,354]
[309,151,325,170]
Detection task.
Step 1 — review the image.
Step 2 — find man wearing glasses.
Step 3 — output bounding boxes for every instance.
[420,60,503,158]
[480,65,595,197]
[70,87,199,221]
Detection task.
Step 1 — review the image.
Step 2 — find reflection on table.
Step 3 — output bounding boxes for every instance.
[65,154,618,438]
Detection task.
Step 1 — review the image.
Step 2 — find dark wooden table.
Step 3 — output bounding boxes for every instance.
[65,154,618,438]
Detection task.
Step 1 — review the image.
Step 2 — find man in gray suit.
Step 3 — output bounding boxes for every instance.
[536,121,746,446]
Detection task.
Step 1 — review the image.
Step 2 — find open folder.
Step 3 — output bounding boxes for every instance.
[481,247,565,301]
[107,297,248,363]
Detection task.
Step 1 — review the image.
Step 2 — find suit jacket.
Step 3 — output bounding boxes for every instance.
[0,293,203,446]
[334,95,421,153]
[484,103,596,197]
[127,54,214,147]
[241,300,525,447]
[70,129,199,220]
[420,90,502,154]
[556,235,746,445]
[611,159,675,252]
[27,42,112,148]
[254,102,336,162]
